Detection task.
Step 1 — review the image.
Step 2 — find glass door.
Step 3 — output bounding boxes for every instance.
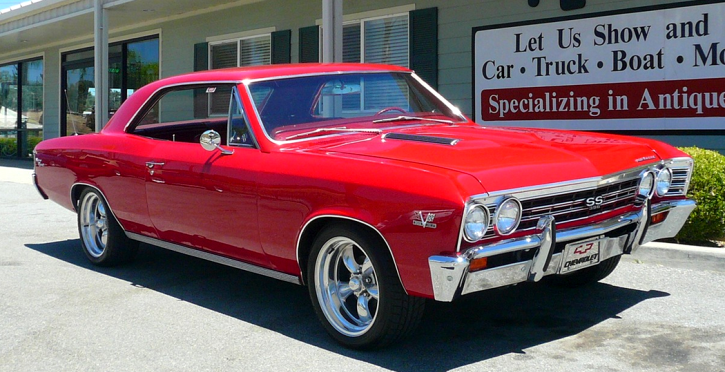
[62,61,95,136]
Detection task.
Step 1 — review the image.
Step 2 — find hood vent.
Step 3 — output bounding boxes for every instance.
[383,133,460,146]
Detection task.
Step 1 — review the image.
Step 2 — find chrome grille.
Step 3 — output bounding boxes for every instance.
[482,178,639,238]
[517,178,638,231]
[665,166,691,197]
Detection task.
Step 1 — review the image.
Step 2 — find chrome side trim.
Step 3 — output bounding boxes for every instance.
[126,232,301,285]
[295,215,406,293]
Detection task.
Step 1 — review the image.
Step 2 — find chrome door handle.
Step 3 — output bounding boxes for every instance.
[145,161,165,169]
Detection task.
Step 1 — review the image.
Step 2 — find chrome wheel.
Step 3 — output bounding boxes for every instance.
[314,236,379,337]
[79,191,109,258]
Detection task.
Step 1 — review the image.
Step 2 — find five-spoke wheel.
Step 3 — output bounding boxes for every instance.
[79,191,109,258]
[314,236,380,337]
[308,225,424,349]
[77,188,138,266]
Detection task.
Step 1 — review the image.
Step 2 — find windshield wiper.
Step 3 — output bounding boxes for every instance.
[284,127,382,140]
[372,115,455,124]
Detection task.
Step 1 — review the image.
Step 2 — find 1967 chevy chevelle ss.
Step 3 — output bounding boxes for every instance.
[34,64,695,349]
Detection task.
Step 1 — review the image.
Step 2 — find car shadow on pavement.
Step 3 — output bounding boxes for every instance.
[26,240,669,371]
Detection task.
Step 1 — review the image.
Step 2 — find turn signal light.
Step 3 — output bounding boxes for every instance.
[469,257,488,272]
[650,212,668,225]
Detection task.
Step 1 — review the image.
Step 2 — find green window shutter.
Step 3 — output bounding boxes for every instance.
[194,42,209,71]
[193,42,209,118]
[409,7,438,89]
[298,25,319,63]
[560,0,585,11]
[271,30,291,64]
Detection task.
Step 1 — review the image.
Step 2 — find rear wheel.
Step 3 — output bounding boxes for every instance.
[307,225,424,349]
[547,255,622,287]
[77,188,138,266]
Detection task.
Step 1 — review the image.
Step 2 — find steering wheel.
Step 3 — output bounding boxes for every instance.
[375,107,406,116]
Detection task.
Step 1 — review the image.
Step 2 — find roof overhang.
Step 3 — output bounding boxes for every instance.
[0,0,264,63]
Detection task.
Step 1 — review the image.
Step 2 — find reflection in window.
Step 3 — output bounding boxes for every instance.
[22,59,43,156]
[0,64,18,157]
[339,14,409,112]
[1,58,43,158]
[64,66,95,135]
[61,36,159,136]
[249,72,459,141]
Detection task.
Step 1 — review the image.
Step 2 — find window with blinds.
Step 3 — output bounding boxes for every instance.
[338,14,409,113]
[240,36,271,66]
[208,35,271,115]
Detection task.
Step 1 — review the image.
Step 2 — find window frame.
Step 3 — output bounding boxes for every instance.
[127,82,257,149]
[208,33,272,69]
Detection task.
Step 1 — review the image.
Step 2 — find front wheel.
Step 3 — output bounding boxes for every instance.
[77,188,138,266]
[307,225,424,349]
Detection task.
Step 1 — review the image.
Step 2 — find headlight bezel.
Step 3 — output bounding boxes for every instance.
[494,197,522,236]
[462,204,490,242]
[638,170,656,199]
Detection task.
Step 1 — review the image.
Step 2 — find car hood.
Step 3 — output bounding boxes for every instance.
[316,124,659,193]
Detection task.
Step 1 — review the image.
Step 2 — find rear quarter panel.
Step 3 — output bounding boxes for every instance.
[34,133,156,237]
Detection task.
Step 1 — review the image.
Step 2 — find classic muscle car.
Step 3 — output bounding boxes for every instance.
[33,64,695,349]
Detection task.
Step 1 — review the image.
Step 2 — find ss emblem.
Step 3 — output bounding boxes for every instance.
[585,196,604,210]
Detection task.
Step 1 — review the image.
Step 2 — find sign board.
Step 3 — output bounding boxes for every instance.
[473,1,725,131]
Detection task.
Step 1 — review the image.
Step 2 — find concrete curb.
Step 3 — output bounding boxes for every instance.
[3,162,723,271]
[629,241,725,272]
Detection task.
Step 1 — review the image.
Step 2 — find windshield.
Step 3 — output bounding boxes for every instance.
[247,72,465,141]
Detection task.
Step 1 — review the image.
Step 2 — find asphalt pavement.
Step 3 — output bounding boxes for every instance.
[2,158,724,372]
[4,157,722,269]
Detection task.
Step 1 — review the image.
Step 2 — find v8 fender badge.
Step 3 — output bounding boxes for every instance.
[413,211,437,229]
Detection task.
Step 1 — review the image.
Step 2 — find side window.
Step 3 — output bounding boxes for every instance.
[130,84,235,144]
[228,86,255,147]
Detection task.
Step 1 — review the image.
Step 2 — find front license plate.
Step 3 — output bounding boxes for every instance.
[560,238,601,274]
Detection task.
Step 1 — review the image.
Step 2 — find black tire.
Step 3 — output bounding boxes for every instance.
[546,255,622,287]
[77,188,138,266]
[307,224,425,349]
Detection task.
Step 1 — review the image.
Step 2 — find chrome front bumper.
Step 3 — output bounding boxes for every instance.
[428,199,695,302]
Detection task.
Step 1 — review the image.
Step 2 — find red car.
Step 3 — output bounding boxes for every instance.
[33,64,695,349]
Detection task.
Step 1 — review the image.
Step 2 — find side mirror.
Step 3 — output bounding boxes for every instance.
[200,130,233,155]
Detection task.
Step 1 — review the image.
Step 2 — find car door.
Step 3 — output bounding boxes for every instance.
[137,84,269,267]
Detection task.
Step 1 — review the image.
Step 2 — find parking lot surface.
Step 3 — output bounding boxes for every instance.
[1,164,724,371]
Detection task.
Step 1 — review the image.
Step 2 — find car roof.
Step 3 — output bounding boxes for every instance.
[104,63,414,135]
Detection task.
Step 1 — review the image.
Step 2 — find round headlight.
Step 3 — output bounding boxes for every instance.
[463,205,489,242]
[656,168,672,196]
[495,198,522,235]
[638,171,655,198]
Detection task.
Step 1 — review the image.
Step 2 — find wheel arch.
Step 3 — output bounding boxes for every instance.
[296,215,407,294]
[70,183,127,231]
